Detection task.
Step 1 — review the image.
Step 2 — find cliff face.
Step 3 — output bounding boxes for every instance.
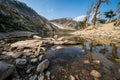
[0,0,57,36]
[50,18,78,29]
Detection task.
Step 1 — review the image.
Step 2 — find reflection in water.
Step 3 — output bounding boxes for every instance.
[88,42,93,63]
[108,43,120,63]
[111,43,119,59]
[44,37,120,80]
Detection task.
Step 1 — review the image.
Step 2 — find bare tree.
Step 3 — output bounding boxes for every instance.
[115,2,120,14]
[92,0,110,28]
[85,2,94,27]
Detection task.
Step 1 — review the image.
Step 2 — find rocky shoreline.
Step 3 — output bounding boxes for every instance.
[0,33,77,80]
[0,30,120,80]
[72,26,120,47]
[0,37,52,80]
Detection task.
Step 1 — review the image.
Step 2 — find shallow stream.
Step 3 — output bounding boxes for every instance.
[44,37,120,80]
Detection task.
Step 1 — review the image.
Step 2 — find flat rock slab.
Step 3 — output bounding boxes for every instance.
[0,31,36,40]
[11,39,42,49]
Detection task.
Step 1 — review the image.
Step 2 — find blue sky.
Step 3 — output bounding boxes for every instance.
[20,0,119,21]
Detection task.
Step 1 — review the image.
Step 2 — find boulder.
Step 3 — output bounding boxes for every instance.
[0,61,15,80]
[36,59,50,73]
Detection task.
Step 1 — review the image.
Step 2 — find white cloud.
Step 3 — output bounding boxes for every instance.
[74,15,86,21]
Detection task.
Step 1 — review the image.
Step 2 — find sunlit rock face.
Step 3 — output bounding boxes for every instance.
[0,0,58,36]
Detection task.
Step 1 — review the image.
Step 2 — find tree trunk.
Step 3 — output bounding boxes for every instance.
[86,16,90,27]
[92,0,101,28]
[92,8,98,28]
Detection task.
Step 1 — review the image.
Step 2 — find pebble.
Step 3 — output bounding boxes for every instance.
[69,75,75,80]
[56,46,63,50]
[93,60,100,64]
[29,75,37,80]
[13,52,22,58]
[26,67,34,73]
[38,55,43,61]
[38,74,44,80]
[84,60,90,64]
[90,70,101,78]
[46,71,51,79]
[81,49,85,53]
[24,52,34,56]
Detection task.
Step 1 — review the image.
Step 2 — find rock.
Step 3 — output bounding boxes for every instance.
[115,59,120,62]
[13,52,22,58]
[93,60,100,64]
[5,52,14,57]
[33,35,42,39]
[81,49,85,53]
[23,49,32,53]
[90,70,101,78]
[46,71,51,79]
[0,31,35,40]
[16,58,27,65]
[56,46,63,50]
[26,67,34,74]
[118,69,120,73]
[1,51,7,55]
[38,74,44,80]
[69,75,75,80]
[29,75,37,80]
[84,60,90,64]
[40,47,46,53]
[3,52,22,58]
[24,52,34,56]
[11,40,42,50]
[0,61,15,80]
[31,58,38,63]
[53,35,58,39]
[36,59,50,73]
[57,37,64,41]
[38,55,43,61]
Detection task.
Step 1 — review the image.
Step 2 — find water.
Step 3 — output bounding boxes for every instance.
[44,37,120,80]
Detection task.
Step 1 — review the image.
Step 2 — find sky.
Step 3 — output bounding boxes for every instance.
[20,0,119,21]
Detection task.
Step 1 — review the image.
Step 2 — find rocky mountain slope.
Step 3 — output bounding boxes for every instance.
[50,18,77,29]
[0,0,58,36]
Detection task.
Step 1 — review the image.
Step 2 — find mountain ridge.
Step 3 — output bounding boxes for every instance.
[0,0,58,36]
[50,18,78,29]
